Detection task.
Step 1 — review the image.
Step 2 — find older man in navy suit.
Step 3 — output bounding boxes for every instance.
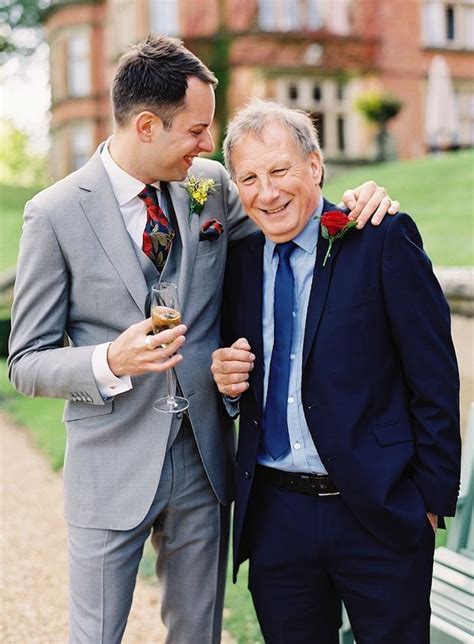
[212,99,461,643]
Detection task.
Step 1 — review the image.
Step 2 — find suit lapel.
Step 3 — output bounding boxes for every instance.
[166,180,198,309]
[241,233,265,412]
[77,153,149,315]
[302,199,345,367]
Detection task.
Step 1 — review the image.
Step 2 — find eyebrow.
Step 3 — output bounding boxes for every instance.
[237,158,290,175]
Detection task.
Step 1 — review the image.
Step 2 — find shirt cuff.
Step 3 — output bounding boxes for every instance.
[92,343,132,399]
[223,394,240,418]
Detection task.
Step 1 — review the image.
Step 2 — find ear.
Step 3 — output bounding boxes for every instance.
[135,111,164,142]
[309,151,323,186]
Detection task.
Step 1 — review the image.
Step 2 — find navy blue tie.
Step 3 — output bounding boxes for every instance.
[264,241,296,459]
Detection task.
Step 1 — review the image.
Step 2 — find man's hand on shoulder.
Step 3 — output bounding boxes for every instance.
[211,338,255,397]
[340,181,400,229]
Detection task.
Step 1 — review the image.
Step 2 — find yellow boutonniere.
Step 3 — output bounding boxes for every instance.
[183,175,217,222]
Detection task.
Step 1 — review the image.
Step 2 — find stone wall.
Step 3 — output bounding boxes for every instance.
[435,267,474,317]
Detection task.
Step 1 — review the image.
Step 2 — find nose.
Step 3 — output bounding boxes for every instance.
[199,130,214,153]
[259,178,280,204]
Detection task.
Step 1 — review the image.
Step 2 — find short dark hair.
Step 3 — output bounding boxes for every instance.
[112,34,217,129]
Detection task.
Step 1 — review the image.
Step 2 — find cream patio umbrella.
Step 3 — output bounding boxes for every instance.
[425,55,460,150]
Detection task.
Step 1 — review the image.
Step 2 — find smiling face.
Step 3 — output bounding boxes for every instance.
[231,122,323,243]
[146,76,216,182]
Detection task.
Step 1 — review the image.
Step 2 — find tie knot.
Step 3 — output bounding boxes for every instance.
[276,241,296,260]
[138,184,157,203]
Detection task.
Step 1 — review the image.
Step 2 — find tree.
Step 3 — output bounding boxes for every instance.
[355,91,402,162]
[0,118,49,185]
[0,0,50,61]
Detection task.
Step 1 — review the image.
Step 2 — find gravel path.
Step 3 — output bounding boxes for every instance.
[0,315,471,642]
[0,416,235,643]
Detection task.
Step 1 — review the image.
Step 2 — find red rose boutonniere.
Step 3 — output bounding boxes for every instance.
[319,210,357,267]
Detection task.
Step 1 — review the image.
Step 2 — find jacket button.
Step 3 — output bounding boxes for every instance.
[244,471,251,480]
[253,419,258,428]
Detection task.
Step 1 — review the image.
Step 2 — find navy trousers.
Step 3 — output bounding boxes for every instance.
[246,475,435,644]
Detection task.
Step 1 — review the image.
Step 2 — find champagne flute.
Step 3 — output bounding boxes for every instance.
[150,282,188,413]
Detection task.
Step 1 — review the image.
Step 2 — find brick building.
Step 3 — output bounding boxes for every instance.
[43,0,474,179]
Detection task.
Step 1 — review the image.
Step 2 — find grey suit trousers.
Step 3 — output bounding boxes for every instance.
[67,419,230,644]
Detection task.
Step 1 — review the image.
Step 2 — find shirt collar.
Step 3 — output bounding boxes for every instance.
[264,196,323,260]
[100,137,161,207]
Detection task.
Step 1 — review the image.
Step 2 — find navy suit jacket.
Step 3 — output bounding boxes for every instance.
[221,199,461,578]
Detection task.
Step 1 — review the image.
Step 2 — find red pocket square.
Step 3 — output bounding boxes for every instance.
[200,219,224,241]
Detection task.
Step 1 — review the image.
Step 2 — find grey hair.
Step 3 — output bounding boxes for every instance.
[223,98,324,182]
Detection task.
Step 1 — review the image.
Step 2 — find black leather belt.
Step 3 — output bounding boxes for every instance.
[255,465,339,496]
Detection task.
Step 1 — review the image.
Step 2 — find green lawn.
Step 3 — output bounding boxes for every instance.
[324,149,474,266]
[0,183,44,272]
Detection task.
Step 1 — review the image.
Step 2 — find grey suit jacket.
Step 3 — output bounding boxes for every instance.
[8,150,255,530]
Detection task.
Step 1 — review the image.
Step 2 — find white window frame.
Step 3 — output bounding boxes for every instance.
[67,32,91,97]
[258,0,349,33]
[456,86,474,145]
[274,77,351,157]
[149,0,179,36]
[70,122,94,171]
[423,0,474,50]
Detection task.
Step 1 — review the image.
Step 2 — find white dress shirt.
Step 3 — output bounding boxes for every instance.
[91,140,164,399]
[258,197,327,473]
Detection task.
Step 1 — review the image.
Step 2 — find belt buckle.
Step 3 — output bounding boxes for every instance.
[310,474,339,497]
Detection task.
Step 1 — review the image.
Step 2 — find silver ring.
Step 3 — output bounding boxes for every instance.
[145,336,154,350]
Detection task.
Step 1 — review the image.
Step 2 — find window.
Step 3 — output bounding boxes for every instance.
[324,0,351,35]
[456,86,474,146]
[337,115,345,152]
[67,33,91,97]
[310,112,325,148]
[289,84,299,100]
[281,0,300,30]
[258,0,275,30]
[336,82,346,102]
[307,0,324,29]
[462,1,474,47]
[275,77,351,157]
[108,0,137,59]
[423,0,474,49]
[258,0,349,32]
[149,0,179,35]
[71,123,94,171]
[446,4,455,39]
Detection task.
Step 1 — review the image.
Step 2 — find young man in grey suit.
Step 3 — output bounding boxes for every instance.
[8,35,398,643]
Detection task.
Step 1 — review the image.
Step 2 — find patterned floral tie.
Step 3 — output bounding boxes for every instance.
[138,184,175,272]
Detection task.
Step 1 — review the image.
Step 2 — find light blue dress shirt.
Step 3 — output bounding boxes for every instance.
[257,198,327,474]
